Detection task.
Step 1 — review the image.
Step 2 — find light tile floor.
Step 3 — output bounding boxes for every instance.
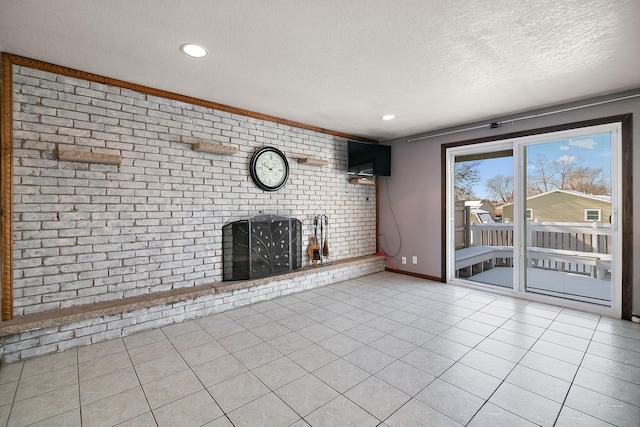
[1,271,640,426]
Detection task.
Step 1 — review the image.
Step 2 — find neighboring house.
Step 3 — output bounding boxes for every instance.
[502,190,611,223]
[464,200,496,218]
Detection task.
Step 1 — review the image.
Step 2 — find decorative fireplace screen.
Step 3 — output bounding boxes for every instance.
[222,214,302,281]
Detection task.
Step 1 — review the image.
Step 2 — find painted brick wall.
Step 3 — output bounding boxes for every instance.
[11,65,377,316]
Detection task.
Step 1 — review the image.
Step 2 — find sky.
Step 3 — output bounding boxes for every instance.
[469,132,611,200]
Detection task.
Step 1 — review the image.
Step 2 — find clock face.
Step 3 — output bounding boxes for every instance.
[250,147,289,191]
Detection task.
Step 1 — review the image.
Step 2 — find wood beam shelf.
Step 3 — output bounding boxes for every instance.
[58,150,122,166]
[192,142,237,155]
[297,156,329,166]
[350,177,375,185]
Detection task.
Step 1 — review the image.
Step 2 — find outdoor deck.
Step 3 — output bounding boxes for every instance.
[455,246,611,279]
[469,267,611,306]
[454,222,613,306]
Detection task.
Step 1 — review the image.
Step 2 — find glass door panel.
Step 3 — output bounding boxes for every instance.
[453,150,514,288]
[448,123,621,314]
[522,133,613,306]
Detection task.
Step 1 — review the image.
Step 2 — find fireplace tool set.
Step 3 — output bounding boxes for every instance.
[308,214,330,267]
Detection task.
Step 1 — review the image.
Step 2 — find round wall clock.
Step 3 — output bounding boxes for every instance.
[249,146,289,191]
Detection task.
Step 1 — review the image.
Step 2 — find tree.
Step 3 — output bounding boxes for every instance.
[527,154,558,196]
[565,165,609,195]
[454,161,480,201]
[526,154,609,196]
[486,175,513,202]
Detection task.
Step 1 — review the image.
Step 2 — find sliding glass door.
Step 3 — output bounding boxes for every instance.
[522,132,615,305]
[447,123,621,314]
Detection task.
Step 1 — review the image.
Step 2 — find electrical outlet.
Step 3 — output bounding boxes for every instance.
[401,257,407,265]
[412,256,418,264]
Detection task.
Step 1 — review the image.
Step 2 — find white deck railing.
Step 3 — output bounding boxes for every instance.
[466,222,612,277]
[470,222,611,254]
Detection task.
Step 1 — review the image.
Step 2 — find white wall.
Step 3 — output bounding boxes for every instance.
[380,92,640,316]
[9,64,377,316]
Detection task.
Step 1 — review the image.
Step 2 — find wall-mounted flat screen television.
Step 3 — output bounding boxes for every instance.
[347,141,391,177]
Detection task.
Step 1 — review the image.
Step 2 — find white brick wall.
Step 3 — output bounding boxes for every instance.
[10,65,377,316]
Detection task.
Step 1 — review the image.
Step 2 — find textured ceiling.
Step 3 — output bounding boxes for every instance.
[1,0,639,140]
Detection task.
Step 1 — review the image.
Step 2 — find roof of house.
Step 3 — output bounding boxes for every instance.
[464,200,493,209]
[502,190,611,208]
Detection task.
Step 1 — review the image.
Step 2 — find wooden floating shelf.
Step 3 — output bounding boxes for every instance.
[192,142,237,155]
[58,150,122,166]
[297,156,329,166]
[350,177,375,185]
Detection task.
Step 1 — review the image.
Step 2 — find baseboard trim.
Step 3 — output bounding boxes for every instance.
[386,267,442,283]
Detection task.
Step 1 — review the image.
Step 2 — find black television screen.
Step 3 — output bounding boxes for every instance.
[347,141,391,176]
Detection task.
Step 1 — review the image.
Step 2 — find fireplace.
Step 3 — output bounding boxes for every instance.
[222,214,302,281]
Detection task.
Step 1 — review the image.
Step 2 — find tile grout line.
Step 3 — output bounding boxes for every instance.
[5,357,25,426]
[550,312,601,427]
[76,347,81,427]
[120,333,164,426]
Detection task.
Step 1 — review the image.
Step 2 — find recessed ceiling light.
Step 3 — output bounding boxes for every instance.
[381,114,396,121]
[181,44,208,58]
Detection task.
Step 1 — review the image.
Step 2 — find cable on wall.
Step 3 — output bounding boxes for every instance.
[406,91,640,143]
[378,176,402,259]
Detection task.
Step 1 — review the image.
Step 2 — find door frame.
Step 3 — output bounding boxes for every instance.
[441,114,633,320]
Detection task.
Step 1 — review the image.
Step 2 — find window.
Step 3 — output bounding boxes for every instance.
[525,208,534,220]
[585,209,601,221]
